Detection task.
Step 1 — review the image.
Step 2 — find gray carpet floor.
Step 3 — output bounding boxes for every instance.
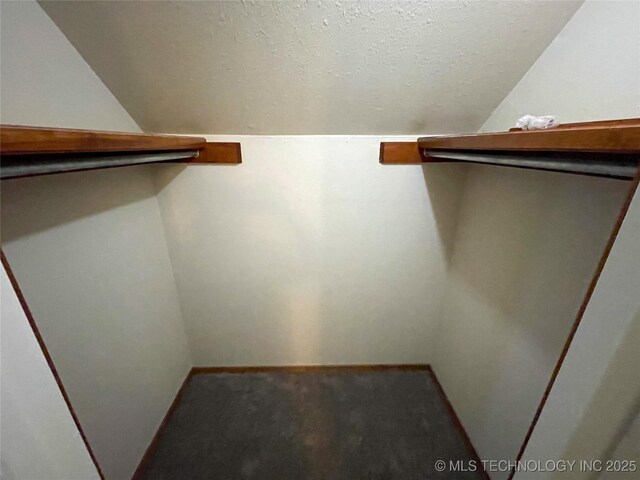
[140,370,482,480]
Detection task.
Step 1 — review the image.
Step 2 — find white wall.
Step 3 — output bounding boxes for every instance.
[433,168,628,476]
[155,136,466,366]
[1,170,193,480]
[481,0,639,131]
[0,2,191,479]
[550,306,640,480]
[1,267,100,480]
[0,0,139,131]
[433,1,640,477]
[600,384,640,480]
[518,188,639,480]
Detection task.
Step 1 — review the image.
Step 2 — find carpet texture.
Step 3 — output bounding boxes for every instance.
[140,370,482,479]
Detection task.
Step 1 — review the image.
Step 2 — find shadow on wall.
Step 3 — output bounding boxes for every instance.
[443,166,631,360]
[429,163,633,470]
[153,164,188,194]
[420,162,469,266]
[1,165,156,243]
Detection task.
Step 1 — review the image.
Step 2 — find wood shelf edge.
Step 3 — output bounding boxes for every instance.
[379,142,459,164]
[0,125,207,155]
[417,119,640,154]
[0,126,242,178]
[379,142,423,164]
[187,142,242,164]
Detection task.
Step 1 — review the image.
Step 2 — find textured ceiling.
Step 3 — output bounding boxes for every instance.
[40,1,582,135]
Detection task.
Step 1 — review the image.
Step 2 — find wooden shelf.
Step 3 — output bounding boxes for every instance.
[381,118,640,179]
[1,125,206,155]
[188,142,243,165]
[418,119,640,153]
[1,125,241,179]
[378,142,422,164]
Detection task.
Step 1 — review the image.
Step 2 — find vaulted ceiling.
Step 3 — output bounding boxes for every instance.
[40,1,582,135]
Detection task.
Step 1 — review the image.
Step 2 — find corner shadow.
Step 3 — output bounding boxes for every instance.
[420,163,469,265]
[1,165,157,243]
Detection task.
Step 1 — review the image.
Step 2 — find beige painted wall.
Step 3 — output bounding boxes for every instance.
[1,170,193,480]
[0,2,191,479]
[600,372,640,480]
[433,1,639,478]
[1,268,100,480]
[518,187,639,480]
[433,168,628,477]
[481,0,639,131]
[558,308,640,480]
[0,0,139,132]
[154,136,466,366]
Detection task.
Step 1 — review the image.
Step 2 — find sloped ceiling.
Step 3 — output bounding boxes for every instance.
[39,0,582,134]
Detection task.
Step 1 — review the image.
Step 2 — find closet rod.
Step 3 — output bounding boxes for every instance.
[422,150,639,179]
[1,150,199,179]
